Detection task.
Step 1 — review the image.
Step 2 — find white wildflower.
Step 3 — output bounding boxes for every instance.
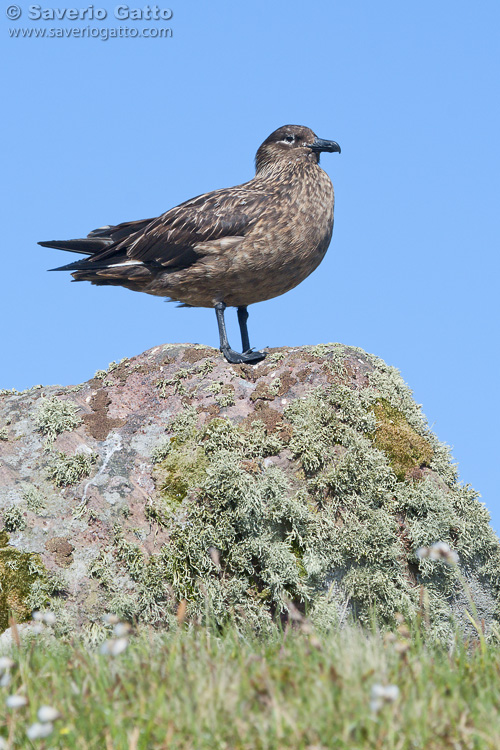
[113,622,131,638]
[6,694,28,708]
[0,657,15,671]
[372,683,399,701]
[0,657,15,688]
[370,683,399,713]
[100,637,128,656]
[37,705,60,722]
[26,722,54,740]
[32,610,56,625]
[0,672,12,688]
[42,611,56,625]
[110,637,128,655]
[31,610,56,632]
[417,542,458,565]
[103,613,120,625]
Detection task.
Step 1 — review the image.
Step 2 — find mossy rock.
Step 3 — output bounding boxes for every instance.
[0,530,50,631]
[370,398,433,480]
[100,358,500,638]
[1,342,498,640]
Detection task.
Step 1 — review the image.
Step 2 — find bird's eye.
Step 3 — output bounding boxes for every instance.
[283,135,295,143]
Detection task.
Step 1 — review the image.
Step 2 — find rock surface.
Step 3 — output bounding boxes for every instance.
[1,342,499,639]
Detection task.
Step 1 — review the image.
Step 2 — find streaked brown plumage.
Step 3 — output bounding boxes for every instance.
[39,125,340,364]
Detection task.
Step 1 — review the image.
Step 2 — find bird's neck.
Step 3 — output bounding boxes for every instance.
[254,155,322,184]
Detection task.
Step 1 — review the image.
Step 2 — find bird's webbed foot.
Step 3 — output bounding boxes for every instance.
[220,346,266,365]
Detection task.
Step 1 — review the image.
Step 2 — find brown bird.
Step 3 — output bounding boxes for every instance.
[39,124,340,364]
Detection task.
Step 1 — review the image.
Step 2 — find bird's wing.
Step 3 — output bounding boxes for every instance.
[82,184,270,270]
[87,218,157,244]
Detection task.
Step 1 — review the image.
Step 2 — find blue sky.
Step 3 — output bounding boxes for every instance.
[2,2,499,530]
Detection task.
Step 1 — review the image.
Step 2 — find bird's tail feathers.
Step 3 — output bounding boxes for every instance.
[38,238,110,255]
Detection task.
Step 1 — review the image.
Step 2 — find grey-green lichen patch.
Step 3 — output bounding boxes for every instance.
[113,527,145,579]
[303,343,341,357]
[150,440,172,465]
[46,451,98,487]
[2,342,498,639]
[250,378,283,402]
[108,358,129,372]
[89,538,172,626]
[196,359,216,376]
[214,385,236,408]
[156,358,217,399]
[94,357,130,380]
[149,402,381,628]
[0,427,8,441]
[34,396,82,443]
[0,530,53,633]
[285,385,375,475]
[267,351,287,363]
[204,381,236,407]
[2,505,26,532]
[22,486,46,514]
[157,368,193,396]
[109,410,302,629]
[0,384,43,397]
[135,375,500,636]
[205,382,223,395]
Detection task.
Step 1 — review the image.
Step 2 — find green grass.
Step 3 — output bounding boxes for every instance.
[2,618,500,749]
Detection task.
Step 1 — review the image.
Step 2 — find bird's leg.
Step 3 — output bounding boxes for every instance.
[237,306,251,353]
[215,302,266,365]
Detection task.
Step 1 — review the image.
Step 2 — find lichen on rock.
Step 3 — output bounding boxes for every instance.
[143,354,500,635]
[34,395,82,444]
[2,505,26,532]
[0,342,498,639]
[46,450,97,487]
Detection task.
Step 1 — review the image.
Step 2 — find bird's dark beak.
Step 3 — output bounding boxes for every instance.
[308,137,341,154]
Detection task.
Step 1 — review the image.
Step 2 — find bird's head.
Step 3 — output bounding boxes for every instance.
[255,125,341,174]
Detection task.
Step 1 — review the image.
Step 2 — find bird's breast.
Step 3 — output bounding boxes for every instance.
[223,167,335,304]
